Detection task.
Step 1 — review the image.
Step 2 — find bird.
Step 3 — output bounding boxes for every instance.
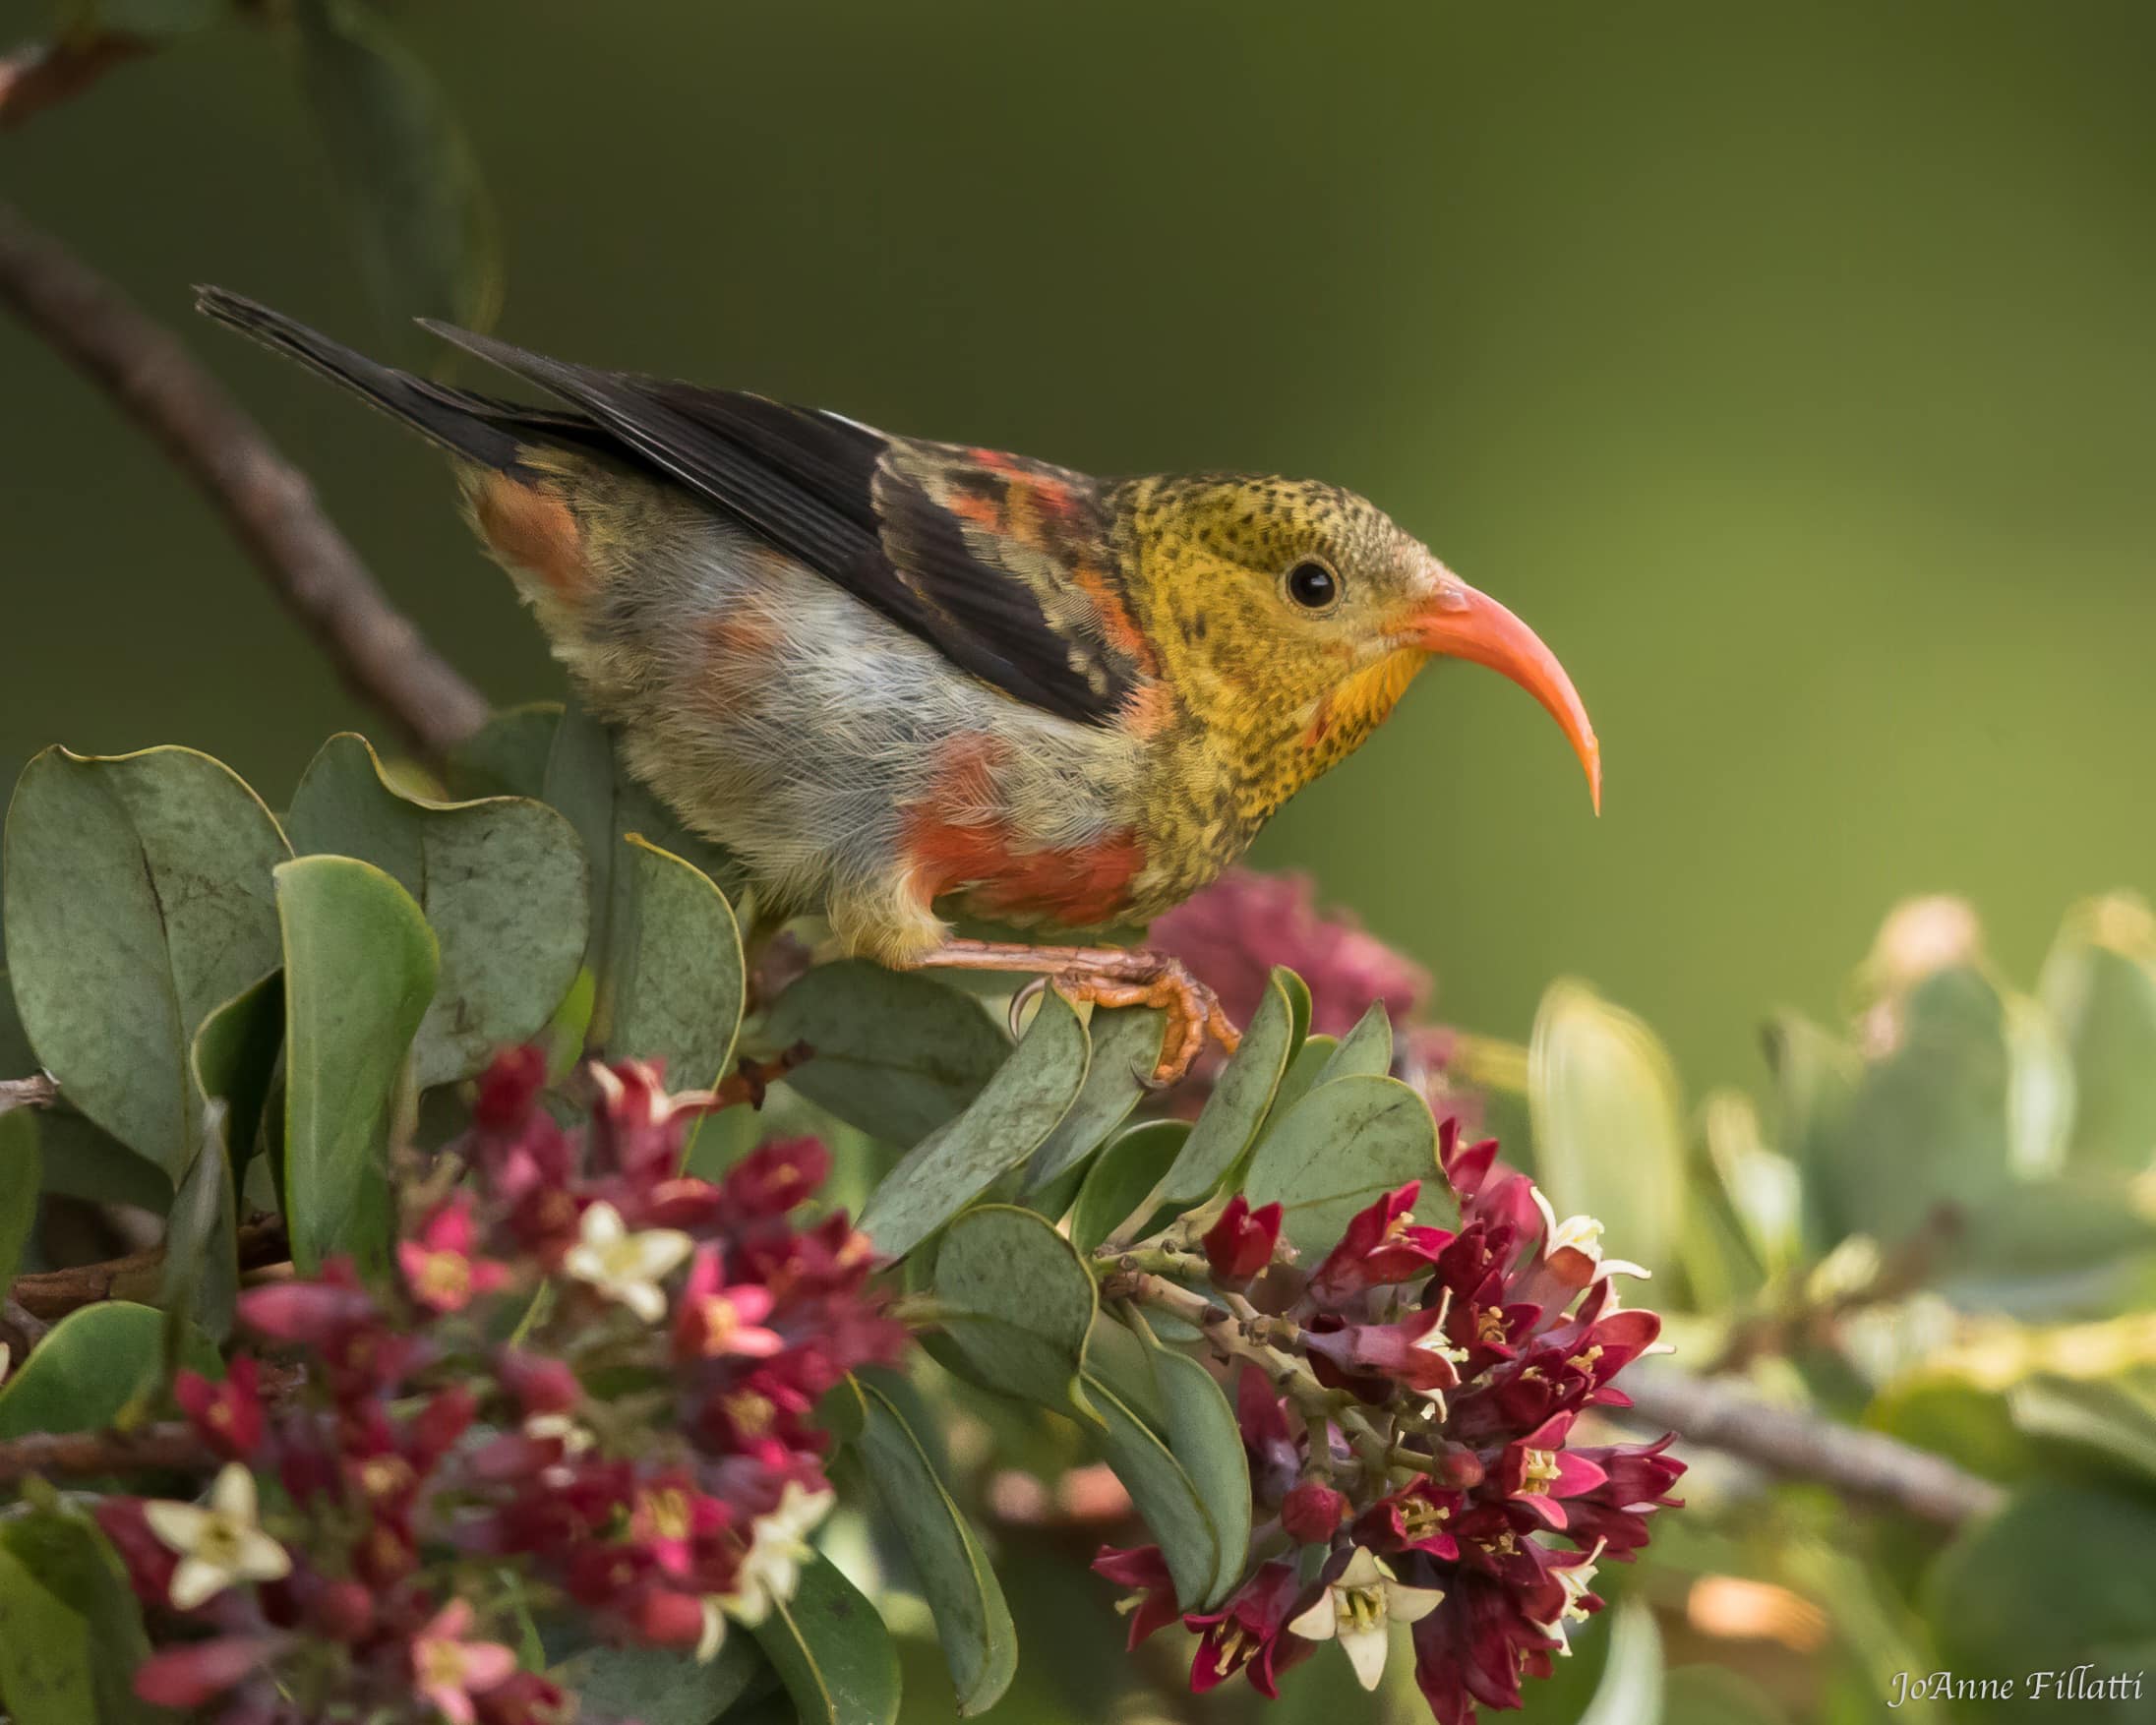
[197,288,1599,1084]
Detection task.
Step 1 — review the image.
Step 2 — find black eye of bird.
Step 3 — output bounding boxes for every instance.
[1285,560,1339,611]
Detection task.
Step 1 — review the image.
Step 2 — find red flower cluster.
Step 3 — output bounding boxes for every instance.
[94,1049,905,1724]
[1095,1121,1683,1725]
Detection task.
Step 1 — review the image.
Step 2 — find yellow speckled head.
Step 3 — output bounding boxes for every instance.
[1111,474,1599,831]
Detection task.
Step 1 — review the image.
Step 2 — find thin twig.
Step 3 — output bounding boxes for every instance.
[8,1216,290,1324]
[1615,1364,2005,1529]
[0,199,489,755]
[0,1074,57,1112]
[0,1421,213,1486]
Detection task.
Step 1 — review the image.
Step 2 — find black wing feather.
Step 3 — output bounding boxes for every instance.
[419,322,1122,726]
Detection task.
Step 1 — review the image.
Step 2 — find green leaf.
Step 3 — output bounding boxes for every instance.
[1923,1484,2156,1721]
[1574,1599,1664,1725]
[0,1109,37,1290]
[859,995,1089,1260]
[444,701,563,802]
[1319,1001,1395,1084]
[1132,1329,1250,1608]
[1263,1034,1339,1126]
[168,970,286,1345]
[3,746,288,1175]
[768,961,1012,1147]
[543,701,749,994]
[1157,970,1298,1204]
[0,1508,156,1725]
[1662,1667,1784,1725]
[0,1302,214,1439]
[1819,968,2015,1244]
[1084,1372,1220,1614]
[1069,1119,1188,1255]
[749,1553,902,1725]
[1244,1076,1449,1255]
[928,1204,1098,1416]
[594,838,745,1100]
[276,856,438,1277]
[569,1636,767,1725]
[845,1377,1017,1714]
[287,733,588,1088]
[1702,1089,1802,1279]
[1528,980,1687,1273]
[2041,894,2156,1173]
[1762,1010,1858,1253]
[21,1110,172,1212]
[292,0,502,340]
[2007,1375,2156,1487]
[1023,1007,1164,1190]
[0,1539,92,1725]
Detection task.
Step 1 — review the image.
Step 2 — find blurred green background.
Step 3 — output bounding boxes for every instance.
[7,0,2155,1094]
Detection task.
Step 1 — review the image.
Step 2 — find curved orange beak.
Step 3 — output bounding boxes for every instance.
[1408,574,1601,813]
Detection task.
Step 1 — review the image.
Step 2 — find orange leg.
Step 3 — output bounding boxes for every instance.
[906,939,1241,1087]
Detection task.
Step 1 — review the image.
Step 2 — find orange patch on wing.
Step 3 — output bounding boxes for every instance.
[903,736,1144,927]
[1071,565,1160,675]
[474,474,587,601]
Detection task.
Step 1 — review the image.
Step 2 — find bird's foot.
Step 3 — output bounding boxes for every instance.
[908,939,1239,1087]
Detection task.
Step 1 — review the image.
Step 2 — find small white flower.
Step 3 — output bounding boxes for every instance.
[723,1481,835,1626]
[142,1462,291,1610]
[563,1201,692,1323]
[1287,1547,1444,1691]
[1529,1187,1651,1282]
[1532,1539,1607,1655]
[694,1596,728,1664]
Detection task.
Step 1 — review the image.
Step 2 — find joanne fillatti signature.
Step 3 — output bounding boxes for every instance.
[1887,1666,2145,1708]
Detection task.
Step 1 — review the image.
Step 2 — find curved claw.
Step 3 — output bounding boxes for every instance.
[1006,973,1052,1040]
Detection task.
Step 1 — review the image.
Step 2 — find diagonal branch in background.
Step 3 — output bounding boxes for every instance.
[0,198,489,756]
[1616,1363,2005,1529]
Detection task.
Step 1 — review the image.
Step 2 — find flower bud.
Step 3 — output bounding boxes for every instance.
[1203,1196,1283,1286]
[1280,1480,1348,1545]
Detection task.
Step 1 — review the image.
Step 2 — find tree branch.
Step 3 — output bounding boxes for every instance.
[8,1216,290,1324]
[1615,1364,2005,1529]
[0,198,489,756]
[0,1074,57,1112]
[0,1421,213,1486]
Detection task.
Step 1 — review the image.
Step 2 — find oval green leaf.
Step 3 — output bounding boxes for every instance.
[1138,1336,1252,1608]
[597,837,746,1102]
[1157,971,1297,1204]
[0,1507,157,1725]
[0,1302,215,1440]
[1528,980,1688,1274]
[1085,1373,1221,1614]
[1070,1119,1189,1255]
[749,1552,903,1725]
[1243,1075,1448,1255]
[847,1377,1017,1714]
[859,995,1089,1261]
[566,1636,766,1725]
[1575,1598,1665,1725]
[769,961,1013,1147]
[2041,894,2156,1173]
[287,733,588,1088]
[445,701,562,802]
[928,1203,1098,1415]
[276,856,438,1277]
[4,746,288,1175]
[1023,1006,1165,1190]
[1319,1001,1395,1085]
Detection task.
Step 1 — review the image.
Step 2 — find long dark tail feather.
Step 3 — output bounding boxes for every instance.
[194,286,527,471]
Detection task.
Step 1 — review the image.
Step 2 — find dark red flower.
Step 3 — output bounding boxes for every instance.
[1183,1562,1312,1699]
[1490,1411,1608,1530]
[92,1498,178,1606]
[1092,1544,1180,1649]
[673,1246,784,1363]
[133,1636,287,1708]
[1355,1478,1466,1562]
[1204,1196,1283,1286]
[1234,1367,1301,1506]
[398,1194,511,1314]
[1303,1307,1462,1401]
[721,1136,834,1220]
[1559,1435,1686,1561]
[1307,1180,1451,1305]
[173,1355,266,1461]
[235,1272,377,1346]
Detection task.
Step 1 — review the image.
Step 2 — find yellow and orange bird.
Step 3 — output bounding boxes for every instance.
[199,289,1598,1082]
